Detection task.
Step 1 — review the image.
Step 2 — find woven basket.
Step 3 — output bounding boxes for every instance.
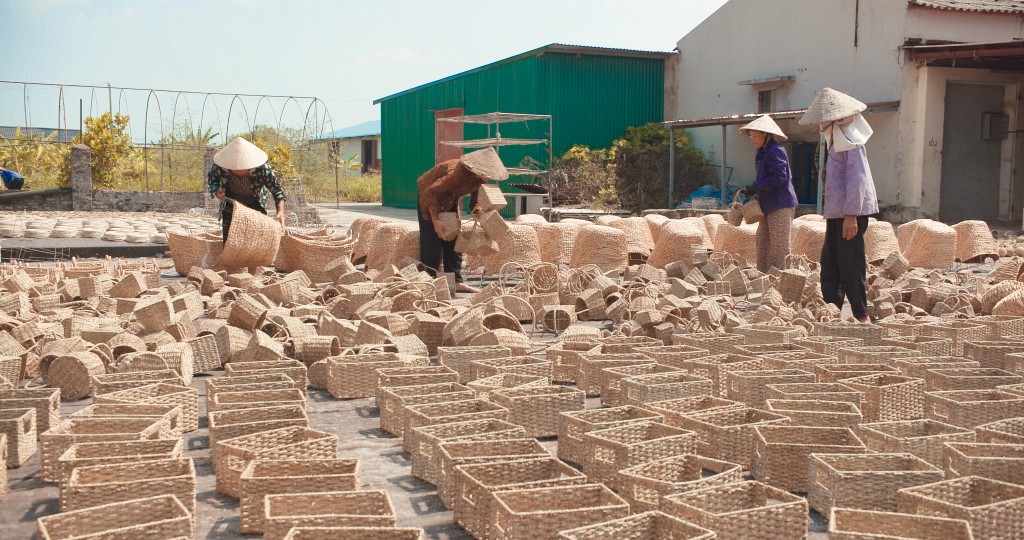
[469,356,553,382]
[56,438,183,488]
[600,363,681,407]
[213,426,338,499]
[924,389,1024,429]
[557,405,662,466]
[374,365,459,407]
[808,452,944,515]
[38,417,165,483]
[858,419,976,467]
[467,373,548,401]
[218,200,283,270]
[558,510,716,540]
[263,490,396,540]
[89,369,183,397]
[168,229,220,275]
[791,219,826,259]
[225,359,308,394]
[901,219,957,269]
[836,345,921,365]
[283,527,424,540]
[952,219,997,263]
[648,219,713,268]
[44,352,104,401]
[865,220,901,264]
[963,340,1024,371]
[436,345,512,384]
[977,417,1024,444]
[895,357,980,381]
[0,407,37,467]
[572,353,652,397]
[407,418,526,484]
[814,321,884,346]
[570,225,628,274]
[660,481,808,540]
[36,494,193,540]
[616,454,743,512]
[713,223,758,263]
[815,363,901,383]
[454,456,588,539]
[672,332,744,355]
[208,403,308,446]
[751,425,869,492]
[897,476,1024,540]
[205,372,295,405]
[731,323,807,346]
[608,217,655,260]
[944,441,1024,486]
[490,483,630,540]
[94,383,199,433]
[62,458,195,515]
[435,438,550,508]
[378,383,474,436]
[581,421,696,490]
[673,407,791,469]
[926,368,1022,393]
[490,385,586,438]
[681,353,763,397]
[841,373,925,422]
[827,508,974,540]
[536,222,583,266]
[544,341,600,383]
[723,368,816,407]
[765,398,862,427]
[403,399,509,452]
[880,335,953,357]
[277,233,355,283]
[620,372,714,406]
[71,402,184,438]
[921,321,988,356]
[239,459,359,534]
[972,315,1024,340]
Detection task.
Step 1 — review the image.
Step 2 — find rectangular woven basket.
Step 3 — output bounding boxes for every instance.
[836,346,922,365]
[326,353,423,399]
[977,417,1024,444]
[620,372,714,406]
[453,457,587,539]
[641,396,744,428]
[407,418,526,484]
[56,438,183,488]
[490,385,585,438]
[673,407,790,469]
[467,373,548,401]
[894,357,980,381]
[213,426,338,499]
[62,457,196,517]
[944,441,1024,485]
[672,332,744,355]
[970,315,1024,340]
[435,438,550,509]
[881,335,953,357]
[439,345,513,383]
[897,476,1024,540]
[208,403,309,447]
[263,490,396,540]
[402,399,509,452]
[225,359,308,394]
[209,388,306,413]
[283,527,425,540]
[808,452,944,516]
[239,458,360,534]
[0,407,37,468]
[815,363,901,384]
[0,387,61,435]
[205,373,295,407]
[857,419,976,467]
[793,335,865,356]
[616,453,742,512]
[39,417,165,483]
[813,321,882,345]
[751,425,868,492]
[924,389,1024,428]
[557,510,716,540]
[374,365,459,407]
[841,373,925,422]
[764,382,863,407]
[723,368,816,407]
[600,363,681,407]
[36,494,193,540]
[557,405,662,466]
[731,324,807,346]
[827,508,974,540]
[377,382,474,436]
[582,421,696,490]
[469,356,554,383]
[961,340,1024,371]
[921,320,989,356]
[90,369,185,396]
[760,349,837,374]
[661,480,808,540]
[94,383,200,433]
[682,353,763,397]
[765,399,862,427]
[70,402,184,439]
[543,341,600,383]
[634,344,710,368]
[926,368,1023,392]
[490,483,630,540]
[732,342,810,358]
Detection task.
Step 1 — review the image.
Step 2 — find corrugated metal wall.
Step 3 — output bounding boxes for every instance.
[379,51,665,209]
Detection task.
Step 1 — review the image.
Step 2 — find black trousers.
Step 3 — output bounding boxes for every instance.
[821,216,869,318]
[417,201,463,283]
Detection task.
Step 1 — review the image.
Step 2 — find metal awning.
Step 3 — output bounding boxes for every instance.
[902,40,1024,70]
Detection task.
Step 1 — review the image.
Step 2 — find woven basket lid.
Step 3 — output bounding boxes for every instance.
[460,147,509,181]
[799,87,867,125]
[952,220,998,263]
[213,137,268,170]
[864,221,900,264]
[738,114,788,141]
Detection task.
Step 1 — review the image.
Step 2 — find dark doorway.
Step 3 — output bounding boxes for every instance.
[361,139,377,173]
[790,142,818,205]
[940,82,1003,221]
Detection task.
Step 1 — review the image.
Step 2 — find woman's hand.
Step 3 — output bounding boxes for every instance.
[215,187,225,200]
[433,219,447,239]
[276,212,286,227]
[471,204,483,216]
[842,215,858,240]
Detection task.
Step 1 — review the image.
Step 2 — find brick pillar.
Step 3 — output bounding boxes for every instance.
[70,144,93,211]
[204,146,216,178]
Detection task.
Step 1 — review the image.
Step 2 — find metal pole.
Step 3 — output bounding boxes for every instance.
[334,145,341,209]
[668,127,675,208]
[817,137,826,214]
[720,125,728,207]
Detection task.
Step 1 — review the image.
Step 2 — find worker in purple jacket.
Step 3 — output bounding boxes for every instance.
[738,115,798,273]
[800,88,879,323]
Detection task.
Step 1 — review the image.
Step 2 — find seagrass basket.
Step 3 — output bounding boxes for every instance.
[283,527,425,540]
[377,382,474,436]
[557,405,662,466]
[205,373,295,407]
[403,399,509,452]
[641,396,744,428]
[926,368,1022,392]
[213,426,338,499]
[71,402,184,438]
[621,372,714,406]
[374,365,459,407]
[326,353,424,399]
[895,357,981,382]
[828,508,974,540]
[94,383,199,433]
[263,490,396,540]
[36,494,193,540]
[0,407,37,467]
[660,480,808,540]
[808,452,945,515]
[39,417,166,483]
[62,457,196,516]
[56,438,183,487]
[208,404,309,447]
[882,335,953,357]
[673,406,791,469]
[582,421,696,490]
[437,345,512,384]
[815,363,901,383]
[601,363,681,407]
[751,425,868,492]
[945,441,1024,486]
[897,476,1024,540]
[544,341,601,383]
[964,340,1024,371]
[793,335,865,356]
[765,398,862,427]
[490,483,630,540]
[467,373,548,401]
[836,346,921,365]
[435,437,550,509]
[209,387,305,413]
[924,389,1024,428]
[407,418,526,484]
[557,511,716,540]
[616,454,743,512]
[841,373,925,422]
[469,356,553,382]
[858,419,976,467]
[239,458,360,534]
[681,353,762,397]
[490,385,586,438]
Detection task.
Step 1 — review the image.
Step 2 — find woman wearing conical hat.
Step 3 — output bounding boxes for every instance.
[208,137,287,241]
[738,114,798,273]
[799,87,879,323]
[417,147,509,293]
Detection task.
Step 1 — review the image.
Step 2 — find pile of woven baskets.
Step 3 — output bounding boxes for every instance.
[0,210,218,244]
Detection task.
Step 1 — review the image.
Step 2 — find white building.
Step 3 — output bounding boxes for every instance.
[670,0,1024,223]
[313,120,382,175]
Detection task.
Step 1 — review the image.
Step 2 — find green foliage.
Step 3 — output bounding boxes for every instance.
[548,122,711,213]
[0,128,71,189]
[70,112,154,189]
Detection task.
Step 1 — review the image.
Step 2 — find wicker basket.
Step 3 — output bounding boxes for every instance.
[582,421,696,490]
[325,353,423,400]
[751,425,868,492]
[925,389,1024,428]
[841,373,925,422]
[723,368,816,407]
[453,457,588,539]
[263,490,396,540]
[661,480,808,540]
[39,417,166,483]
[205,373,295,405]
[944,441,1024,486]
[815,363,901,383]
[765,398,862,427]
[89,369,184,398]
[962,339,1024,371]
[641,396,744,428]
[881,335,953,357]
[36,494,193,540]
[836,346,922,365]
[467,373,549,401]
[672,332,744,355]
[764,381,862,407]
[208,404,309,447]
[209,388,305,413]
[378,382,474,436]
[469,356,553,382]
[620,372,714,406]
[543,341,601,383]
[730,324,806,346]
[600,363,681,407]
[488,385,585,438]
[858,419,976,467]
[490,483,630,540]
[895,357,981,381]
[793,335,865,356]
[616,454,743,512]
[897,476,1024,540]
[225,359,308,394]
[921,321,989,357]
[213,426,338,499]
[926,368,1023,392]
[557,510,716,540]
[403,399,509,452]
[759,349,837,374]
[94,383,199,433]
[239,458,360,534]
[972,315,1024,340]
[56,439,183,488]
[407,418,526,484]
[374,365,459,407]
[828,508,974,540]
[673,407,791,469]
[435,438,550,508]
[71,403,184,438]
[682,353,763,397]
[808,452,944,515]
[436,345,512,384]
[557,405,662,466]
[813,322,883,346]
[62,458,195,516]
[0,407,37,467]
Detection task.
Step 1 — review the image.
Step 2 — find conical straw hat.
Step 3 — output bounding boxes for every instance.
[799,87,867,125]
[460,147,509,181]
[213,137,269,170]
[738,115,788,141]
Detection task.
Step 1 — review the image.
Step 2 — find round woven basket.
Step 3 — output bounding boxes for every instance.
[570,225,628,274]
[365,223,415,271]
[215,200,283,271]
[352,218,391,264]
[981,280,1024,314]
[469,328,530,355]
[277,233,355,282]
[167,230,222,276]
[48,352,104,400]
[701,214,726,243]
[864,220,900,264]
[515,214,547,225]
[994,289,1024,316]
[484,224,542,275]
[649,219,714,268]
[791,220,826,259]
[713,223,759,263]
[644,214,670,243]
[904,220,957,269]
[107,333,147,359]
[896,219,928,253]
[292,335,341,364]
[536,222,583,267]
[594,215,621,226]
[114,351,169,373]
[952,220,997,263]
[539,305,577,333]
[608,217,655,261]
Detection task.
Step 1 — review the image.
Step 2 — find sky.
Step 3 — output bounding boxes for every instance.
[0,0,728,143]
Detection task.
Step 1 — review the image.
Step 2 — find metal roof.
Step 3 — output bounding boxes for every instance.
[0,126,80,142]
[663,101,900,129]
[373,43,674,105]
[908,0,1024,13]
[312,120,381,141]
[903,39,1024,69]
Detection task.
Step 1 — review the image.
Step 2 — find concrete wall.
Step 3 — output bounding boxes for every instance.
[905,6,1024,42]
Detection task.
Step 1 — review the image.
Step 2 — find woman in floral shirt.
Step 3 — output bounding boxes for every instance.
[208,137,287,241]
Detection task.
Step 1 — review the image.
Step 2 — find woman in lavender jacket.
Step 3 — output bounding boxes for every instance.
[739,115,799,273]
[800,88,879,323]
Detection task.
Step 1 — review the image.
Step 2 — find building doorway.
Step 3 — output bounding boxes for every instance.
[435,108,464,164]
[940,82,1003,222]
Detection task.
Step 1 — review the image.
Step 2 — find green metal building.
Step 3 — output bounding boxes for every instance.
[373,43,673,209]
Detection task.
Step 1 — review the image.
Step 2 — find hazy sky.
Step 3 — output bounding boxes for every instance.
[0,0,728,142]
